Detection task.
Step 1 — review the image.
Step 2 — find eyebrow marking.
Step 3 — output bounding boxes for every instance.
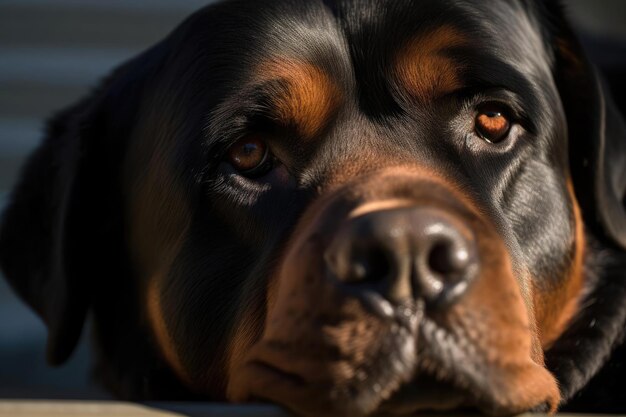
[395,25,467,102]
[255,58,342,139]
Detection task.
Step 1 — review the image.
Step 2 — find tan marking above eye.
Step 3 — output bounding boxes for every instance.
[395,25,467,102]
[227,135,268,173]
[255,59,342,139]
[475,106,511,143]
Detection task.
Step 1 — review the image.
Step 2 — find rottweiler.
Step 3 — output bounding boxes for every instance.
[2,0,626,415]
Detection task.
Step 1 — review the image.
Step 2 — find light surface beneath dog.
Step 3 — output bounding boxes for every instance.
[0,400,612,417]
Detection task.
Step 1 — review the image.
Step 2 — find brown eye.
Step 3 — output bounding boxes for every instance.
[475,105,511,143]
[227,135,270,176]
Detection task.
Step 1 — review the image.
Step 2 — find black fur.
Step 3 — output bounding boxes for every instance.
[1,0,625,413]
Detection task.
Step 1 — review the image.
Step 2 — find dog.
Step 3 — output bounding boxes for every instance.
[2,0,626,415]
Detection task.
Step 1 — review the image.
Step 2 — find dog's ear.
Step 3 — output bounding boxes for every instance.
[548,4,626,249]
[0,45,165,365]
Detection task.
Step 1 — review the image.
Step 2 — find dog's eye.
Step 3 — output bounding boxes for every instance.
[227,135,272,177]
[475,105,511,143]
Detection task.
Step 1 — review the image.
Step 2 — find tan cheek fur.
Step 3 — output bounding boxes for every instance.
[147,278,192,385]
[125,106,193,387]
[533,180,586,349]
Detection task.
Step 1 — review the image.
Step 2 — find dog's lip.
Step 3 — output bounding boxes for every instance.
[228,302,420,416]
[236,356,472,416]
[411,318,560,415]
[232,316,558,416]
[380,376,553,417]
[231,358,381,417]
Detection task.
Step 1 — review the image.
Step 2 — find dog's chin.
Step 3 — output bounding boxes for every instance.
[228,302,420,416]
[229,316,558,417]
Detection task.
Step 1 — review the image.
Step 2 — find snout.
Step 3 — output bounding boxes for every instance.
[325,206,478,313]
[228,169,560,416]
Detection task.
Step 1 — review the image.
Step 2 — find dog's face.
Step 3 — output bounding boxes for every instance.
[2,0,626,416]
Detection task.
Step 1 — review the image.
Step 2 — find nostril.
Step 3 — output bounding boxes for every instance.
[419,231,478,309]
[326,206,478,312]
[427,241,469,276]
[349,246,393,284]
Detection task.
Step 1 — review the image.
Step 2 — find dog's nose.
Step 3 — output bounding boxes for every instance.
[325,206,478,310]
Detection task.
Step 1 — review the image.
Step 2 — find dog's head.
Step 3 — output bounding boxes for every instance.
[2,0,626,415]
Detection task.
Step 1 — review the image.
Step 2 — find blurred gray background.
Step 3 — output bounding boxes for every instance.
[0,0,625,399]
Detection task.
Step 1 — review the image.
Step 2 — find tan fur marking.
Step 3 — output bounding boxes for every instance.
[256,59,342,138]
[147,279,191,385]
[535,180,586,349]
[349,199,418,218]
[227,242,288,383]
[124,98,193,387]
[227,303,261,385]
[395,26,466,102]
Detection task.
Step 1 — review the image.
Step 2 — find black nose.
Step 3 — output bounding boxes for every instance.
[324,206,478,310]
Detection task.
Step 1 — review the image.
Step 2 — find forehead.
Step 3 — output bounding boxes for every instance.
[168,0,553,141]
[249,1,548,71]
[179,0,550,80]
